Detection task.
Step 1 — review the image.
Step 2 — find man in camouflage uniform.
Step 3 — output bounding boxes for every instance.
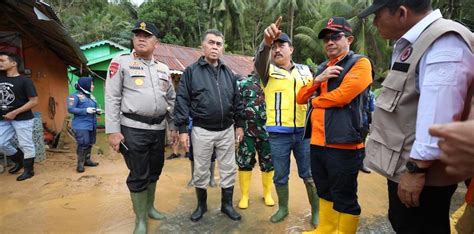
[236,72,274,209]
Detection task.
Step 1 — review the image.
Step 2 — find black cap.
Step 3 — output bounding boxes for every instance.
[131,21,159,37]
[274,32,292,45]
[317,17,353,39]
[358,0,390,18]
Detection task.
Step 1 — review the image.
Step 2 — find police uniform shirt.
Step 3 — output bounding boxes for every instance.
[105,53,176,133]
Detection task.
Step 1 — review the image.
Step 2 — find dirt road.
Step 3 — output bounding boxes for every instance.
[0,133,467,233]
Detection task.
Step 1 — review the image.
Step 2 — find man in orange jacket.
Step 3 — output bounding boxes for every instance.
[296,17,373,233]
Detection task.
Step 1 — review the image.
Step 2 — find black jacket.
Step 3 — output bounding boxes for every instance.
[174,56,244,133]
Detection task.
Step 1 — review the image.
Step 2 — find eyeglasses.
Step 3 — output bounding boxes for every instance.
[322,33,346,43]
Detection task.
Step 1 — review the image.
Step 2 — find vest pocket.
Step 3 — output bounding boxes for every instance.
[365,128,406,177]
[375,70,407,112]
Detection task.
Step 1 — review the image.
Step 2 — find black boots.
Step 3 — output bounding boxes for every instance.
[8,149,24,174]
[221,186,241,221]
[76,148,85,173]
[17,157,35,181]
[190,188,207,222]
[84,146,99,167]
[190,187,241,221]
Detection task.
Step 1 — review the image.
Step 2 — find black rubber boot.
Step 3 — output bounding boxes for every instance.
[17,158,35,181]
[8,149,24,174]
[190,188,207,222]
[76,148,85,173]
[84,146,99,167]
[221,186,241,221]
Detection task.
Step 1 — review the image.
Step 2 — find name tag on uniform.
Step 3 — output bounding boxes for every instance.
[129,61,146,77]
[129,68,146,77]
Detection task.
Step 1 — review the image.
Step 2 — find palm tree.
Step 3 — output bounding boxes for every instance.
[294,0,392,84]
[198,0,248,53]
[266,0,322,40]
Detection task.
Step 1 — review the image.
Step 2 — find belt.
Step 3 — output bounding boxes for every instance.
[123,113,165,125]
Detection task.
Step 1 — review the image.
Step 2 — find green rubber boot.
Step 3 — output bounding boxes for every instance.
[130,191,148,234]
[304,178,320,227]
[270,184,289,223]
[147,182,166,220]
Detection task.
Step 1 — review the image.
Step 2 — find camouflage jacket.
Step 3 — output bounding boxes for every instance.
[237,74,268,139]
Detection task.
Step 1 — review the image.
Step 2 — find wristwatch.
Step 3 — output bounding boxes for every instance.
[406,161,429,174]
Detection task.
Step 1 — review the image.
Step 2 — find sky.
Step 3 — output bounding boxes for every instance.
[129,0,144,6]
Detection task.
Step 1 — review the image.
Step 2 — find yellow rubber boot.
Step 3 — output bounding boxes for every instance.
[338,213,359,234]
[303,198,338,234]
[238,171,252,209]
[261,171,275,206]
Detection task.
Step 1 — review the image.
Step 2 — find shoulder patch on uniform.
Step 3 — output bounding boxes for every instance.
[109,62,120,78]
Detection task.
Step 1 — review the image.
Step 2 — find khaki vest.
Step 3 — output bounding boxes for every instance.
[365,18,474,186]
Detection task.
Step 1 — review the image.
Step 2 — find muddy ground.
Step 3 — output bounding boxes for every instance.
[0,132,468,233]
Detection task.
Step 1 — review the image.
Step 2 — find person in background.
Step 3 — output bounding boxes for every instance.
[67,77,100,173]
[236,72,274,209]
[0,51,38,181]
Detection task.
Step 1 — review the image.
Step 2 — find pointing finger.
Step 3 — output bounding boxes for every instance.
[275,16,282,29]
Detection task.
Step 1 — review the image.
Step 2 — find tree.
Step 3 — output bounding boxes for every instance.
[294,0,392,85]
[139,0,205,47]
[266,0,321,40]
[197,0,248,54]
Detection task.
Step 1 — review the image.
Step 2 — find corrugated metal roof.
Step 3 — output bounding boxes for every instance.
[81,40,128,51]
[0,0,87,70]
[154,43,253,76]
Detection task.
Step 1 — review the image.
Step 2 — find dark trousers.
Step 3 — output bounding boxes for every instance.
[311,145,363,215]
[74,129,96,148]
[121,125,165,193]
[387,179,457,234]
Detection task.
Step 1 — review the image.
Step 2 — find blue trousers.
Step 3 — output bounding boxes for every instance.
[268,131,311,186]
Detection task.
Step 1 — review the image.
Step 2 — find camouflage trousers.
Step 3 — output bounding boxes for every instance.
[236,135,273,172]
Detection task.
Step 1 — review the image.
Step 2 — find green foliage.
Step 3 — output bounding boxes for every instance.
[139,0,205,47]
[45,0,472,75]
[45,0,134,46]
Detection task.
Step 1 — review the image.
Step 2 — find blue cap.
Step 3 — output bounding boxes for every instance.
[76,77,92,93]
[274,32,292,45]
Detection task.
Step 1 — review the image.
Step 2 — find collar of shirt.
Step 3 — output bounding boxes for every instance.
[198,56,225,68]
[392,10,442,65]
[327,50,350,66]
[272,60,295,71]
[132,51,157,66]
[395,9,442,48]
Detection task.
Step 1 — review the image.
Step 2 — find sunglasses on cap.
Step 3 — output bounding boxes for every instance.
[322,33,346,43]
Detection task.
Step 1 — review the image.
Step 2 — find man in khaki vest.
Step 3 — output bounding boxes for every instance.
[359,0,474,233]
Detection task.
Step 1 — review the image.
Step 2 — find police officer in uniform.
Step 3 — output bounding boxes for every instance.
[67,77,100,173]
[105,21,178,234]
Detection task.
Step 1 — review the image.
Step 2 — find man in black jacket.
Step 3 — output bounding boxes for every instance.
[174,29,245,222]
